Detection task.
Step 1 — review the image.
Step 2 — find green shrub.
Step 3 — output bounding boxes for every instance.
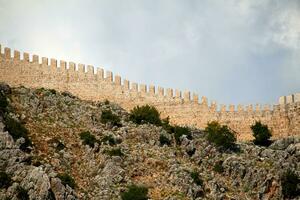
[0,171,12,189]
[205,121,236,150]
[101,135,117,146]
[159,134,171,146]
[174,126,192,145]
[104,148,124,157]
[121,184,149,200]
[56,141,65,151]
[80,131,98,148]
[16,186,29,200]
[281,169,300,198]
[251,121,272,146]
[213,161,224,174]
[0,92,8,113]
[161,117,175,133]
[190,171,203,186]
[47,189,56,200]
[129,105,162,126]
[104,99,110,105]
[4,117,32,151]
[57,173,76,189]
[101,110,121,127]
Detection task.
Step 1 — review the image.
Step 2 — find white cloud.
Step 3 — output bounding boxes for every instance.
[0,0,299,104]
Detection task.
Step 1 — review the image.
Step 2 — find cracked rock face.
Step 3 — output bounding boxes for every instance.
[0,84,299,199]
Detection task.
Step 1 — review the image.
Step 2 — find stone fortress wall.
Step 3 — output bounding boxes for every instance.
[0,44,299,140]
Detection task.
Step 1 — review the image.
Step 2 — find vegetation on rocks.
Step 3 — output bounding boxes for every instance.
[16,186,29,200]
[57,173,76,189]
[80,131,98,148]
[104,147,124,157]
[159,134,171,146]
[281,169,300,199]
[190,171,203,186]
[251,121,272,146]
[213,161,224,174]
[101,134,117,146]
[0,84,299,200]
[129,105,162,125]
[101,109,122,127]
[174,126,192,145]
[0,92,8,113]
[0,171,11,189]
[121,185,149,200]
[4,116,32,151]
[205,121,236,150]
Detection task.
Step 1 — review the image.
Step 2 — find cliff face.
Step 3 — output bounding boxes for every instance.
[1,45,300,141]
[0,83,299,200]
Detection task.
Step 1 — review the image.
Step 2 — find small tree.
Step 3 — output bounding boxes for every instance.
[205,121,236,150]
[251,121,272,146]
[121,185,148,200]
[129,105,162,126]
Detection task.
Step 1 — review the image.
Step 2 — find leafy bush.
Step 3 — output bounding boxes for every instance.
[281,169,300,198]
[159,134,171,146]
[57,173,76,189]
[121,184,149,200]
[80,131,98,148]
[101,110,121,127]
[101,135,117,146]
[190,171,203,186]
[205,121,236,150]
[16,186,29,200]
[129,105,162,126]
[4,117,32,151]
[251,121,272,146]
[174,126,192,145]
[104,148,124,157]
[213,161,224,174]
[0,171,12,189]
[161,117,175,134]
[0,92,8,113]
[104,99,110,105]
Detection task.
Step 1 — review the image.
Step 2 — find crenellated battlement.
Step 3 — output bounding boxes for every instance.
[0,44,299,140]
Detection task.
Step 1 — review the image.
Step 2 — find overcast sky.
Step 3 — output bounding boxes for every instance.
[0,0,299,105]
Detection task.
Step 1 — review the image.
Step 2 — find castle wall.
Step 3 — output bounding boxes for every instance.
[0,45,299,140]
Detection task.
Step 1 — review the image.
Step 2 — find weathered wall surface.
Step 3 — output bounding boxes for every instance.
[0,45,299,140]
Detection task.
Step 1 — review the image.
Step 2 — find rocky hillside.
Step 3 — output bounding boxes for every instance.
[0,83,299,200]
